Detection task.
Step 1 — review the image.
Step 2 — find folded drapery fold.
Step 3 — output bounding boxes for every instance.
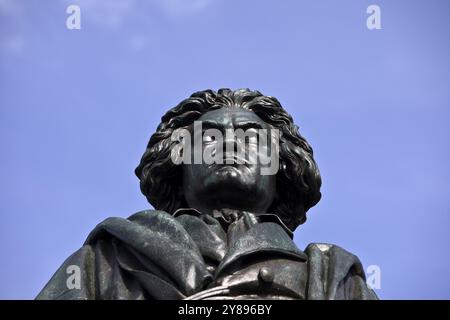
[36,209,377,300]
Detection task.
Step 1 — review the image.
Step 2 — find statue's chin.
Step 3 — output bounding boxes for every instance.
[185,164,271,213]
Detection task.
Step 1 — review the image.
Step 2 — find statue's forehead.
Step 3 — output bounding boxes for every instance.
[198,108,268,127]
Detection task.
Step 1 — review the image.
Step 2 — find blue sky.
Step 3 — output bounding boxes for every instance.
[1,0,449,299]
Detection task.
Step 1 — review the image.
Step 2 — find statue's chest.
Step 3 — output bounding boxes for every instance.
[188,258,308,300]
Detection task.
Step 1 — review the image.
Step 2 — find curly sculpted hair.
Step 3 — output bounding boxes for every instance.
[135,88,321,230]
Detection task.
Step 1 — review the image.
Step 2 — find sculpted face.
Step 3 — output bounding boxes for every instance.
[182,108,277,215]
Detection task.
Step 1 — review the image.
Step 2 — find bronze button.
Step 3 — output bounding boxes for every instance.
[258,267,274,284]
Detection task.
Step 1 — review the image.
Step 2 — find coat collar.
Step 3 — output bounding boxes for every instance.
[172,208,307,277]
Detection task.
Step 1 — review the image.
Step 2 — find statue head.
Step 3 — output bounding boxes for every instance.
[135,88,321,231]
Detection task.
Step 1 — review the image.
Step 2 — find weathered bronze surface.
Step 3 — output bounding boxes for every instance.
[37,89,377,300]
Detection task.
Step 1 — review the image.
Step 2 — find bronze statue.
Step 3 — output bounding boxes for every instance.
[37,89,377,300]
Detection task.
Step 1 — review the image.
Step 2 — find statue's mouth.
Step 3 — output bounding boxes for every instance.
[222,156,250,165]
[214,162,252,176]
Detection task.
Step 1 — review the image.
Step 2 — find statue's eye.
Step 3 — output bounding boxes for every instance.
[245,129,259,145]
[203,134,215,143]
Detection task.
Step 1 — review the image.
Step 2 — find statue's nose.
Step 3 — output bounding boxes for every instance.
[223,134,239,157]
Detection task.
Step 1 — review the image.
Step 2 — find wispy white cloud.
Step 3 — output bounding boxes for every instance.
[63,0,136,29]
[0,0,215,56]
[154,0,212,18]
[62,0,214,28]
[0,0,25,57]
[61,0,215,54]
[0,0,21,14]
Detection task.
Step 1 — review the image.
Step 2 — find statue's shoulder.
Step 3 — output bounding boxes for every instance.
[304,242,352,255]
[84,209,173,245]
[126,209,172,222]
[303,242,378,299]
[304,242,363,269]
